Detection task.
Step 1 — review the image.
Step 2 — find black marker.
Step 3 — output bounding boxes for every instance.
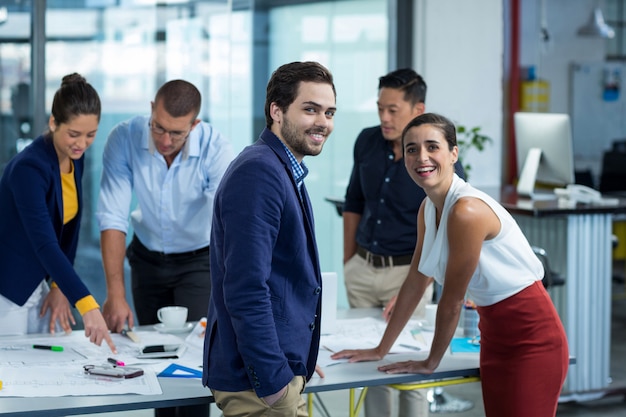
[108,357,125,366]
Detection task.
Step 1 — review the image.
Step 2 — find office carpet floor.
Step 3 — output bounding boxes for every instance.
[76,283,626,417]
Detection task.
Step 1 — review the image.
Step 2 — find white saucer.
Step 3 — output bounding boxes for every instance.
[153,322,193,334]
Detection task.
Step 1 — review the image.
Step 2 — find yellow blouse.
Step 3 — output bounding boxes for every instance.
[57,161,99,315]
[61,162,78,225]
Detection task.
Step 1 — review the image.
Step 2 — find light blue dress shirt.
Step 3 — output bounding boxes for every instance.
[96,115,235,254]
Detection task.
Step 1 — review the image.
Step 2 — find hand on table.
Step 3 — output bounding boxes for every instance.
[82,309,117,354]
[377,359,435,375]
[102,296,135,333]
[330,347,384,363]
[40,287,75,334]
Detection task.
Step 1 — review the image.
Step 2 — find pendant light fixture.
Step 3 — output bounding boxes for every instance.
[0,7,7,25]
[577,2,615,39]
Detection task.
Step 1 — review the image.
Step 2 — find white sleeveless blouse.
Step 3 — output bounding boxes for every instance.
[418,175,543,306]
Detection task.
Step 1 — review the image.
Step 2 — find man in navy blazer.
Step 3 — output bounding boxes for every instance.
[203,61,337,416]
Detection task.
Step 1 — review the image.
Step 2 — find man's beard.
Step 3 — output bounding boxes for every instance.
[280,117,326,157]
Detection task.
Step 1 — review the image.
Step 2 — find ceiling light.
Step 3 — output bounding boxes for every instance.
[578,7,615,39]
[0,7,7,25]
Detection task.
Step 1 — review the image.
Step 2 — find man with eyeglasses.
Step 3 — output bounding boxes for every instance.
[96,80,234,417]
[342,68,467,417]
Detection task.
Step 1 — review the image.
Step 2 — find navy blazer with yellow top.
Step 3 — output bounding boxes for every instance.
[203,128,322,398]
[0,135,90,307]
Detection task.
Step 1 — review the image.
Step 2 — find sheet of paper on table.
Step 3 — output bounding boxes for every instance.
[317,317,434,367]
[0,331,164,397]
[0,320,210,396]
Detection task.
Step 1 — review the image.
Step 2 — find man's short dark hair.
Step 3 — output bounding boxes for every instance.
[155,80,201,120]
[264,61,336,128]
[378,68,426,106]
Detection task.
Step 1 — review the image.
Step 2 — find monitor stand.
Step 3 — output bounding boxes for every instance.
[516,148,556,200]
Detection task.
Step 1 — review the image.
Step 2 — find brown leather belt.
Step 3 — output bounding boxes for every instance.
[356,245,413,268]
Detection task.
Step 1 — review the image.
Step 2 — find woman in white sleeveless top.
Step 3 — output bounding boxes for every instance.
[333,113,568,417]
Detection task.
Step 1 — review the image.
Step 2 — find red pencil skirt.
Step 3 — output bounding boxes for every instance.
[477,280,569,417]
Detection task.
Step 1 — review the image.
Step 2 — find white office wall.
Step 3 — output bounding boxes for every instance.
[413,0,504,189]
[412,0,609,188]
[519,0,605,114]
[520,0,608,181]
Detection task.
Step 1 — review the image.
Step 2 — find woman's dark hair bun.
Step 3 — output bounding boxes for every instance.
[50,72,101,126]
[61,73,87,87]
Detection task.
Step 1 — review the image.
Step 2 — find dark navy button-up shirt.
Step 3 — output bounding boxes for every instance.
[344,126,465,256]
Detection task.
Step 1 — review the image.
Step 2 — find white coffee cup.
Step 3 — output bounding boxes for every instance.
[157,306,188,328]
[425,303,438,328]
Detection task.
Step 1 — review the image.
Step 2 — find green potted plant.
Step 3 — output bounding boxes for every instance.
[456,124,492,180]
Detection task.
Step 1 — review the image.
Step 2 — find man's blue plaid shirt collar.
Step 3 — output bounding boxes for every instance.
[280,142,308,192]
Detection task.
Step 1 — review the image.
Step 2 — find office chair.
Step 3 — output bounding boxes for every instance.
[599,140,626,193]
[532,246,565,288]
[574,169,595,189]
[324,196,345,216]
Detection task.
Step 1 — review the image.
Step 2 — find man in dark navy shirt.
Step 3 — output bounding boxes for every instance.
[343,68,465,417]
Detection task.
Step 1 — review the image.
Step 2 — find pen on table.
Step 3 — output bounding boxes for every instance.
[121,328,141,343]
[108,357,125,366]
[322,345,336,354]
[72,347,88,359]
[33,344,63,352]
[399,343,421,351]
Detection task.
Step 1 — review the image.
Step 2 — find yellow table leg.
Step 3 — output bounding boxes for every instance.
[388,376,481,391]
[309,377,479,417]
[307,393,313,416]
[348,387,368,417]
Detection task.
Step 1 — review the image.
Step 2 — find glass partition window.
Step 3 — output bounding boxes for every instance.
[0,0,391,312]
[268,0,388,307]
[0,43,31,168]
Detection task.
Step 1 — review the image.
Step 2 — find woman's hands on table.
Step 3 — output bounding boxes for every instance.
[377,359,436,375]
[330,347,385,363]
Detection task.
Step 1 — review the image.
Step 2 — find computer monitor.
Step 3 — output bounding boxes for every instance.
[514,112,575,198]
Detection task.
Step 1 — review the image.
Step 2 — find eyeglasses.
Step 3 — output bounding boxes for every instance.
[149,119,191,142]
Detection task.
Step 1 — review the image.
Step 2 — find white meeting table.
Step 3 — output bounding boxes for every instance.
[0,309,481,417]
[0,353,480,417]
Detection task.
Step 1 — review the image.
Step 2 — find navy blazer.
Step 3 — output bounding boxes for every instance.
[0,135,90,306]
[203,128,322,398]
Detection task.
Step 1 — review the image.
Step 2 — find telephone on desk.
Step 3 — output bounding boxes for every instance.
[554,184,619,206]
